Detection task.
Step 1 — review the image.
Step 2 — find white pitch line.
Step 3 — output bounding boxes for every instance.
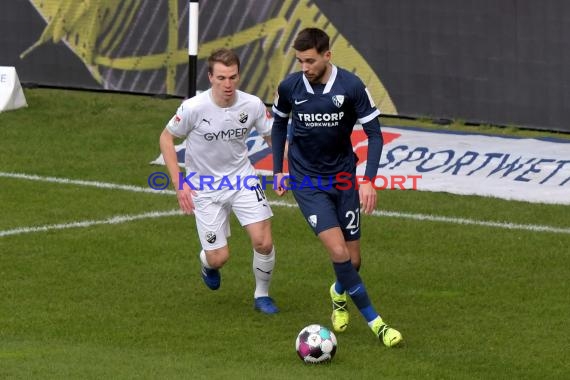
[0,210,182,238]
[266,201,570,235]
[2,172,569,236]
[373,209,570,234]
[0,171,175,195]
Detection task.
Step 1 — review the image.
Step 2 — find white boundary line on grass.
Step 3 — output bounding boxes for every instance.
[0,210,182,237]
[269,200,570,234]
[1,171,570,237]
[0,171,176,195]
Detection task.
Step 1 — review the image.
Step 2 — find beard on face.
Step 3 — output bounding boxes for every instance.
[304,65,326,84]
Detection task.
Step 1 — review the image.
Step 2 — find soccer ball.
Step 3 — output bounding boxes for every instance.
[295,324,337,363]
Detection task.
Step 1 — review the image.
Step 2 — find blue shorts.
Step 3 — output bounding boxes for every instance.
[291,176,361,241]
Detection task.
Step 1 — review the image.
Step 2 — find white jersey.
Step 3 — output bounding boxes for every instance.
[166,89,271,191]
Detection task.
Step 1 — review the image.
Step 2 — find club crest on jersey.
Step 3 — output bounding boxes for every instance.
[332,95,345,108]
[239,111,248,123]
[205,231,217,244]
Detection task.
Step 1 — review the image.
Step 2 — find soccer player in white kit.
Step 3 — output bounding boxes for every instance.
[159,48,278,314]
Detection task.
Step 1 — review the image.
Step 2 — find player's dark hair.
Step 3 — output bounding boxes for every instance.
[293,28,330,53]
[208,48,240,74]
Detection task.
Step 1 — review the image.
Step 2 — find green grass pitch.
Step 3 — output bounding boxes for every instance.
[1,89,569,379]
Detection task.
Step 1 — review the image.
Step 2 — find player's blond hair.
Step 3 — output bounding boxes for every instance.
[208,48,241,74]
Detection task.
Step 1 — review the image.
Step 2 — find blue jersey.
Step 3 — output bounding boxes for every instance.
[272,65,380,178]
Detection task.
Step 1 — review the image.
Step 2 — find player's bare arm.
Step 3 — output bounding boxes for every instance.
[159,128,196,214]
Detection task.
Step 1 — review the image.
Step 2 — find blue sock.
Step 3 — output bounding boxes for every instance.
[333,260,379,323]
[334,262,360,294]
[347,284,378,322]
[334,281,344,294]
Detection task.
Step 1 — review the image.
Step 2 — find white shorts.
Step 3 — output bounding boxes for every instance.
[193,180,273,250]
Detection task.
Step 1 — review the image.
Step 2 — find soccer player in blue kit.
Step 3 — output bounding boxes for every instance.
[271,28,402,346]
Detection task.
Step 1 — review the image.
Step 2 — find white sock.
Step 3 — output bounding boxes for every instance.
[252,247,275,298]
[368,316,383,329]
[199,250,212,269]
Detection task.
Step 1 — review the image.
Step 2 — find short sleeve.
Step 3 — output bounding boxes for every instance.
[271,81,292,119]
[254,98,272,137]
[166,102,193,138]
[352,79,380,125]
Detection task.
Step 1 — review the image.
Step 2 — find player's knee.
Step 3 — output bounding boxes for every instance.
[253,240,273,255]
[209,255,229,268]
[205,248,230,268]
[328,245,350,262]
